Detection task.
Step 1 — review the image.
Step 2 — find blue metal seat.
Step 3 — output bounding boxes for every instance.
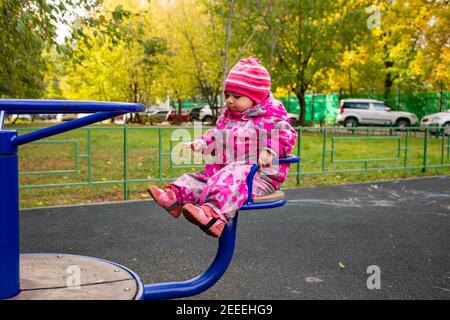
[241,155,301,210]
[143,155,300,299]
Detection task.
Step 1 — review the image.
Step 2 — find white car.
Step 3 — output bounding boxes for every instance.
[189,105,214,123]
[420,109,450,135]
[336,99,418,128]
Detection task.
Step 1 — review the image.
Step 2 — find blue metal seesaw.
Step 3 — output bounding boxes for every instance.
[0,99,299,300]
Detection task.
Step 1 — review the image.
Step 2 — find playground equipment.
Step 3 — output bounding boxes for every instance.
[0,99,299,300]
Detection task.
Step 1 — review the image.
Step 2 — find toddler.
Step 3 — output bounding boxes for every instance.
[148,57,297,237]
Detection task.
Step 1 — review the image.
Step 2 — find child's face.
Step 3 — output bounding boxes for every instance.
[225,92,254,112]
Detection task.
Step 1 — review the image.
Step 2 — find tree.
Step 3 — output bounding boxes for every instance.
[0,0,107,98]
[329,0,450,96]
[61,1,172,121]
[250,0,368,125]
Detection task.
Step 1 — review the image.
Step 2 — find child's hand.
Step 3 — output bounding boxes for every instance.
[183,141,203,152]
[258,149,274,168]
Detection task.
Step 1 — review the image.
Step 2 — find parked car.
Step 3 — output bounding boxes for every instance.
[59,113,78,121]
[36,114,58,121]
[420,109,450,135]
[11,114,33,122]
[189,105,214,123]
[336,99,418,128]
[167,109,190,122]
[147,109,170,122]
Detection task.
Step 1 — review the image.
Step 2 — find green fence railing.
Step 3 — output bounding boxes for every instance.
[14,125,450,202]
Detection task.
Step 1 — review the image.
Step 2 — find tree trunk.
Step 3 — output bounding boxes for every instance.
[384,60,394,100]
[177,98,182,122]
[221,0,234,110]
[295,90,307,126]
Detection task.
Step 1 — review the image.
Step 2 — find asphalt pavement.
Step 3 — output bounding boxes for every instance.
[20,175,450,300]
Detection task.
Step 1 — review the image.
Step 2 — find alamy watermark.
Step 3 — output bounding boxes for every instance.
[66,265,81,290]
[366,265,381,290]
[170,122,284,166]
[367,5,382,30]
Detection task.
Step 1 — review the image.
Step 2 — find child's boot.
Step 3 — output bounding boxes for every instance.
[148,186,182,218]
[182,204,225,238]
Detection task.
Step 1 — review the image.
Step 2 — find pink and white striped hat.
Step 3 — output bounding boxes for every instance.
[224,57,271,104]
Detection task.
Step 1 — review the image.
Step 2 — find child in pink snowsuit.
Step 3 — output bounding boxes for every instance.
[148,57,297,237]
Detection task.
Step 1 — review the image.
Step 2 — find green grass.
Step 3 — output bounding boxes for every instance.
[5,122,450,208]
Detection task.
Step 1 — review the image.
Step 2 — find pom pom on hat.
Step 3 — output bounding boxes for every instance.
[224,57,271,104]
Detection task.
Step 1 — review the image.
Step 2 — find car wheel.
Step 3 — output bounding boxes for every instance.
[290,118,299,127]
[202,116,213,123]
[443,122,450,136]
[395,119,410,129]
[344,117,358,128]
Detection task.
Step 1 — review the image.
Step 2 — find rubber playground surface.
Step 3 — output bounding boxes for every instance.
[20,175,450,300]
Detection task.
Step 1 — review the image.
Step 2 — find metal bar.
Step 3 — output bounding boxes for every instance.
[246,164,260,205]
[169,165,206,169]
[296,127,301,185]
[74,141,79,174]
[240,200,286,210]
[331,137,335,162]
[0,152,20,299]
[13,112,126,146]
[0,99,144,113]
[423,127,428,173]
[21,170,77,176]
[404,129,409,167]
[441,130,445,165]
[332,157,400,163]
[169,139,174,170]
[87,128,92,183]
[332,136,401,141]
[123,126,129,200]
[322,129,327,172]
[448,135,450,159]
[0,110,5,129]
[143,214,238,300]
[158,128,162,181]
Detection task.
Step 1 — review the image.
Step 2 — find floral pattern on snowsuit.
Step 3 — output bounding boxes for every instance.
[167,93,297,222]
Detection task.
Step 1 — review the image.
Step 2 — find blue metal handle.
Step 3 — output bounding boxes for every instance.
[0,99,144,114]
[0,99,145,147]
[278,155,301,164]
[245,155,300,206]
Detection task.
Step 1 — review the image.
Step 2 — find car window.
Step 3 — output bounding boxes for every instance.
[343,102,370,109]
[372,103,387,111]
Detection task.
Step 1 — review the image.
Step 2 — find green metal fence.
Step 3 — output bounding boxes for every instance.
[15,125,450,203]
[277,88,450,125]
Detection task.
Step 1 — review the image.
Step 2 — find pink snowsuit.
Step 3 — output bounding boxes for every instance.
[167,93,297,222]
